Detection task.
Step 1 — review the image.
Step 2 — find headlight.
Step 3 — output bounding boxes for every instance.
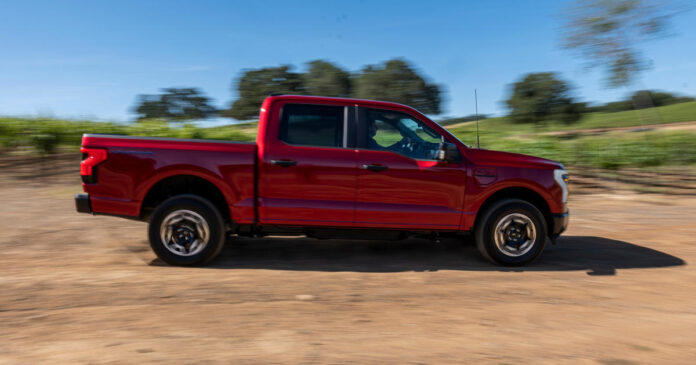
[554,169,569,203]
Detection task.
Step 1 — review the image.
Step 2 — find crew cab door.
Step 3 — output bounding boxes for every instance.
[258,102,358,227]
[355,107,467,230]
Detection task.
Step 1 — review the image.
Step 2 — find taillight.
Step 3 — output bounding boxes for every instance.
[80,148,107,178]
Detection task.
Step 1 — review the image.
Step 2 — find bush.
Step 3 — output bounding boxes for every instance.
[177,123,204,139]
[29,124,63,155]
[589,90,695,113]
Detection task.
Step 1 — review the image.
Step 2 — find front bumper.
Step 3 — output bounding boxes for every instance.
[75,194,92,214]
[551,211,569,238]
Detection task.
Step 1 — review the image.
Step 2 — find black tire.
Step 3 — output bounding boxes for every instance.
[148,194,225,266]
[475,198,547,266]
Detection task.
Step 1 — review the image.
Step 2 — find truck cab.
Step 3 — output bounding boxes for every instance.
[76,95,569,266]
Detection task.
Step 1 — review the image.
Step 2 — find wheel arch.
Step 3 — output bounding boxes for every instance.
[139,174,231,223]
[473,186,553,237]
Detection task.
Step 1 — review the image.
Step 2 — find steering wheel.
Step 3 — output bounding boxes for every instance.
[389,137,439,160]
[399,137,414,152]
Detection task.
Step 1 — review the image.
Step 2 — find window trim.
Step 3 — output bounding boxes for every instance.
[277,103,349,149]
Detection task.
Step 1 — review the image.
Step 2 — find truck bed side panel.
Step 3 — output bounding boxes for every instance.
[81,135,256,223]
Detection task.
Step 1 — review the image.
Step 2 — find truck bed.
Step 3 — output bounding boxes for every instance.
[80,134,257,223]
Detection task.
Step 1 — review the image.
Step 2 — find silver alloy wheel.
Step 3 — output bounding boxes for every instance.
[160,209,210,257]
[493,212,537,257]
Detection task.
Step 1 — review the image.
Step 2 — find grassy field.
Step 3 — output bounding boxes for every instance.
[449,101,696,140]
[1,101,695,169]
[445,102,696,169]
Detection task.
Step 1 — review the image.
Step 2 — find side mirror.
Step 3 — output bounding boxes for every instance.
[437,142,461,163]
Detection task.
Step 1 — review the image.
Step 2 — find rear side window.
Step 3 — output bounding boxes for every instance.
[279,104,345,147]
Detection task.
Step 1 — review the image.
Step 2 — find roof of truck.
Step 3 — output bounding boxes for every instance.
[264,94,421,113]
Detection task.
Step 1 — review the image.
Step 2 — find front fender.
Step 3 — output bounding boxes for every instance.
[460,166,563,231]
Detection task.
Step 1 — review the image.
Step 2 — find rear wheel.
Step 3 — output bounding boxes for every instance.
[148,195,225,266]
[475,199,547,266]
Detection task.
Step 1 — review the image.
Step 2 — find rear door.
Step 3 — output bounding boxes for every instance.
[355,107,467,230]
[258,102,358,227]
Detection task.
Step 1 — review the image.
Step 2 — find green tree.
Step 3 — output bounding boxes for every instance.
[562,0,682,87]
[222,66,305,120]
[631,90,695,108]
[134,88,217,122]
[304,60,351,97]
[505,72,582,125]
[352,59,442,114]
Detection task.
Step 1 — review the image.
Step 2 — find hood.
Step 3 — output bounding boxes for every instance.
[466,148,563,170]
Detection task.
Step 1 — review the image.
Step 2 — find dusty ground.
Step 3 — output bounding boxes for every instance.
[1,178,695,364]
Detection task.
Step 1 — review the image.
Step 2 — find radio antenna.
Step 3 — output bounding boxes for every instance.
[475,89,480,149]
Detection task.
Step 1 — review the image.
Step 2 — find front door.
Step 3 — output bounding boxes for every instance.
[259,102,357,227]
[355,107,467,230]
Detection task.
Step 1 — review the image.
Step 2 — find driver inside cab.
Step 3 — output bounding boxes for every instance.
[367,118,385,150]
[366,110,442,160]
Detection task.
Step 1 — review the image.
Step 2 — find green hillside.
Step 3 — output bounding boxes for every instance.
[1,101,694,169]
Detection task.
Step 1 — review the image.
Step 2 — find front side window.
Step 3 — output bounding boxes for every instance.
[279,104,344,147]
[366,108,443,160]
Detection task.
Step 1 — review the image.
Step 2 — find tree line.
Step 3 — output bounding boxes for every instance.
[133,59,442,122]
[133,63,693,127]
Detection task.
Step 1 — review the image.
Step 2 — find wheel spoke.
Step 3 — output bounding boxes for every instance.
[160,209,210,257]
[493,212,537,257]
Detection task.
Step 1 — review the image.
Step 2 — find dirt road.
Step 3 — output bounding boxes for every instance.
[1,178,695,364]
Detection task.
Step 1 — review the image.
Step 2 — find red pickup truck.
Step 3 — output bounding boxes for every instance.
[76,95,568,266]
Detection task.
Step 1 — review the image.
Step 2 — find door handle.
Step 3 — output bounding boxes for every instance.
[271,159,297,167]
[363,164,388,172]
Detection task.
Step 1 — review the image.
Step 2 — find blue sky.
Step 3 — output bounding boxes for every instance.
[1,0,694,122]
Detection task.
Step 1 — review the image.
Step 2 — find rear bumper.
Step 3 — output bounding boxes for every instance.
[551,211,569,237]
[75,194,92,214]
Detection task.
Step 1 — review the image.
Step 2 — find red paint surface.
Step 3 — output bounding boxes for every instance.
[81,95,566,232]
[356,150,467,230]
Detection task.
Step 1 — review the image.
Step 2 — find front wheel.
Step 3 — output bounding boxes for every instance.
[148,195,225,266]
[475,199,547,266]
